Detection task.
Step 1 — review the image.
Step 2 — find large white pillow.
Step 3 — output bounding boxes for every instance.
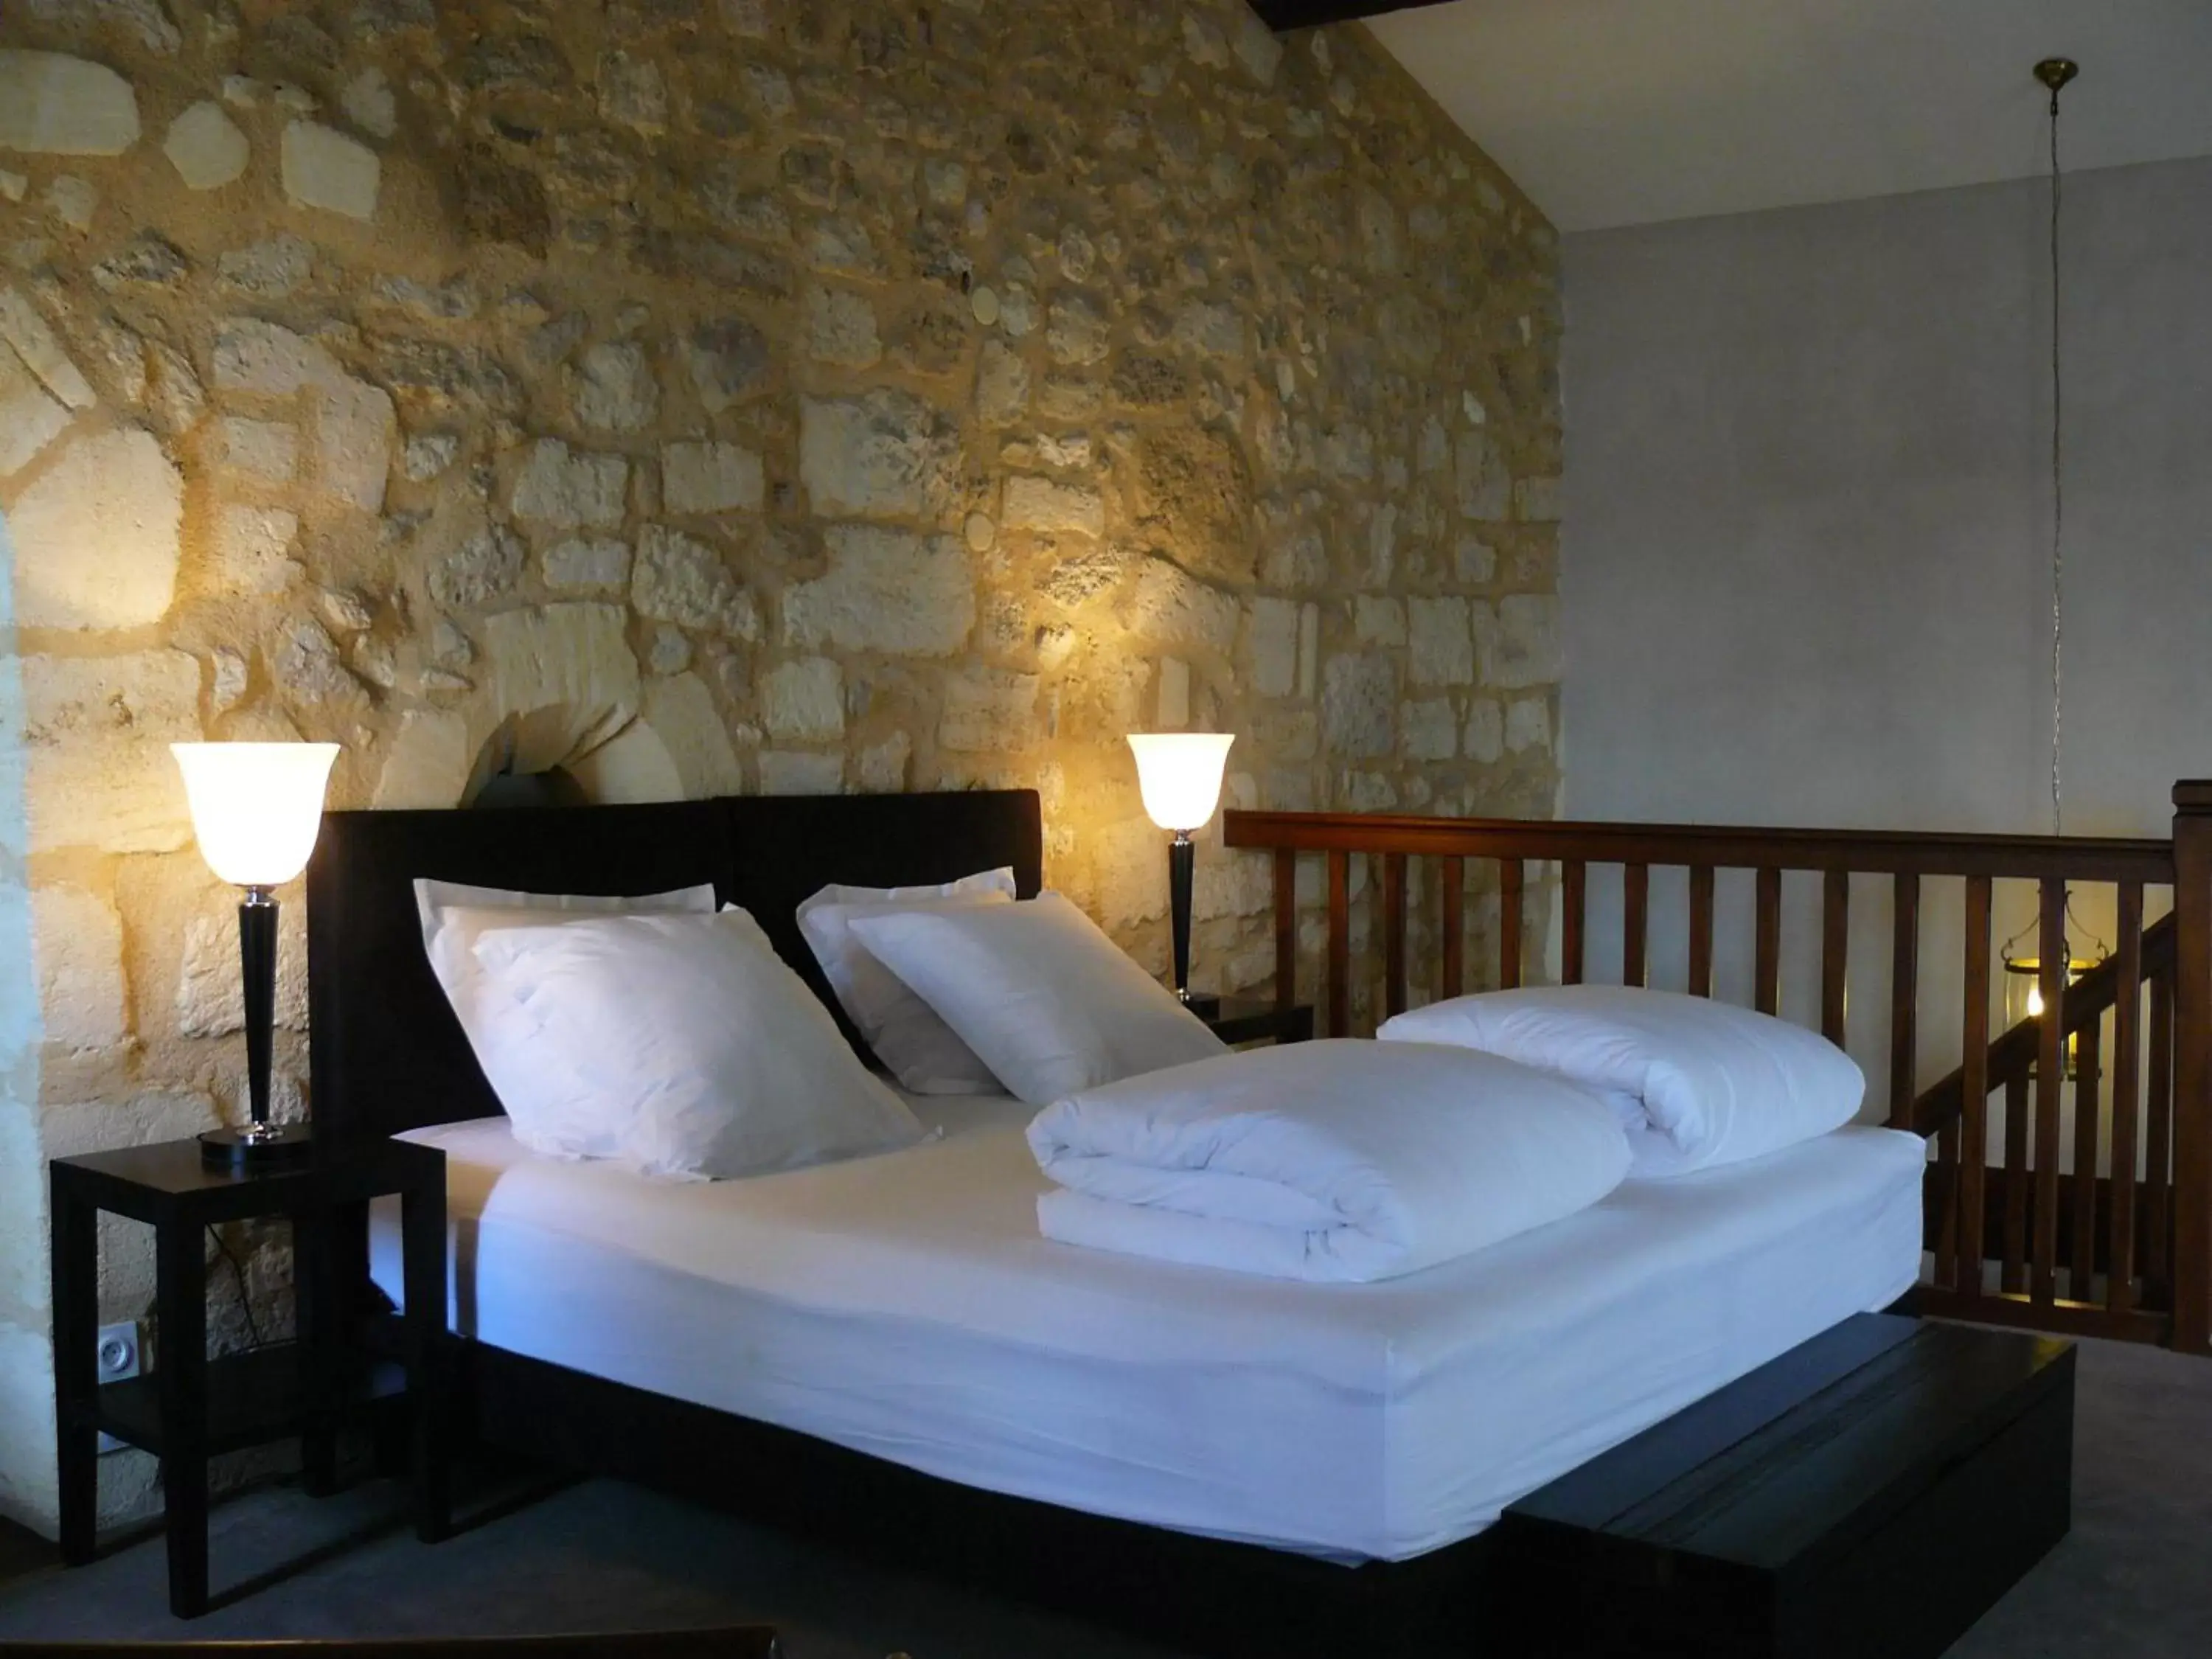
[465,908,925,1180]
[796,869,1018,1094]
[416,879,717,1036]
[847,893,1228,1105]
[1379,985,1865,1177]
[1028,1040,1633,1282]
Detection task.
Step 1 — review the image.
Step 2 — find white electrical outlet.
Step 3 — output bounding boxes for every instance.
[95,1321,140,1454]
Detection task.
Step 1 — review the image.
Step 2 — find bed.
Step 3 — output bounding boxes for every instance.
[309,789,1922,1656]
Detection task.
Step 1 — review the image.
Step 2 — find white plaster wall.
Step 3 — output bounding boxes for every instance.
[1560,153,2212,1115]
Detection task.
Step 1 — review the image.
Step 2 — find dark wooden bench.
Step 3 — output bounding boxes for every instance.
[1495,1314,2075,1659]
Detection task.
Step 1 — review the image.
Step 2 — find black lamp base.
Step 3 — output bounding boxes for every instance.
[199,1122,316,1172]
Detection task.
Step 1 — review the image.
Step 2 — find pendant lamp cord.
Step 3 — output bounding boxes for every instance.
[2048,78,2066,840]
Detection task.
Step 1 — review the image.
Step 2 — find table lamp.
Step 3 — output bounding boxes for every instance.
[170,742,340,1169]
[1127,733,1235,1010]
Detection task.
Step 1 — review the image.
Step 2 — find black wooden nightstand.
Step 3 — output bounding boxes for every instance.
[49,1136,448,1617]
[1195,997,1316,1047]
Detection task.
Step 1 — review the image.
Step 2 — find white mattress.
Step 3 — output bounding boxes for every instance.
[370,1096,1925,1563]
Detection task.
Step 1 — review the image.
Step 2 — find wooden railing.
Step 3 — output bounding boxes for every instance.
[1223,781,2212,1356]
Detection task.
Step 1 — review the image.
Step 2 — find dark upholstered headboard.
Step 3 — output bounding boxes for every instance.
[306,791,1044,1143]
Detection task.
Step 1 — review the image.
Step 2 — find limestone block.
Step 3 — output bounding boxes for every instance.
[1506,698,1552,754]
[760,658,844,742]
[939,668,1040,754]
[24,0,181,54]
[32,885,126,1051]
[542,538,630,594]
[799,391,960,521]
[567,341,657,434]
[273,617,362,704]
[1515,476,1563,523]
[313,375,395,512]
[1486,595,1562,689]
[218,235,312,299]
[758,751,845,796]
[210,504,300,594]
[163,101,248,190]
[209,416,299,484]
[209,647,249,714]
[684,317,771,413]
[430,526,525,608]
[1455,536,1498,585]
[0,287,97,409]
[1298,603,1320,699]
[371,709,471,808]
[1408,596,1475,686]
[975,341,1029,424]
[1322,654,1396,760]
[8,428,184,630]
[175,900,308,1037]
[22,649,201,852]
[855,731,911,794]
[0,345,70,479]
[0,170,22,201]
[1243,597,1301,699]
[1093,815,1166,931]
[210,316,336,397]
[598,51,667,132]
[633,526,758,638]
[341,68,397,139]
[1464,699,1504,765]
[1156,657,1191,728]
[1456,430,1510,521]
[1121,558,1238,655]
[647,627,691,677]
[510,439,627,529]
[481,603,641,777]
[280,121,380,220]
[661,441,764,516]
[782,525,975,657]
[402,431,459,481]
[1002,476,1105,539]
[1355,597,1405,647]
[806,286,881,368]
[1045,296,1110,367]
[1234,10,1284,86]
[0,52,141,156]
[1172,301,1245,361]
[46,175,99,232]
[1401,698,1458,762]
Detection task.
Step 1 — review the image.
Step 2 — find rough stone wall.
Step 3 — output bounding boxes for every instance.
[0,0,1562,1532]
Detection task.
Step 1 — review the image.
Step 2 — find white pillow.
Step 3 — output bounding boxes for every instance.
[466,908,925,1180]
[847,893,1228,1105]
[415,879,717,1036]
[1379,985,1865,1177]
[796,869,1018,1094]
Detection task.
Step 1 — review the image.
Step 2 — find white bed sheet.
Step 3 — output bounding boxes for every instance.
[370,1095,1925,1563]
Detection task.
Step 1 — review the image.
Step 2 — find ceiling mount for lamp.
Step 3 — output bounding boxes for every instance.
[2034,58,2079,98]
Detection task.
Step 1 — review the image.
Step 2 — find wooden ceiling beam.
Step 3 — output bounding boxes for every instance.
[1250,0,1445,32]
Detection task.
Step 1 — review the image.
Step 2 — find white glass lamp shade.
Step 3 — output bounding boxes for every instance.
[1127,734,1236,833]
[170,742,340,888]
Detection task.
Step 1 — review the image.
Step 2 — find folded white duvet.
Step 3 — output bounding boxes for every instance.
[1026,1040,1632,1283]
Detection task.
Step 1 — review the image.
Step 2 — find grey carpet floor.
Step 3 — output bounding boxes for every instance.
[0,1332,2205,1658]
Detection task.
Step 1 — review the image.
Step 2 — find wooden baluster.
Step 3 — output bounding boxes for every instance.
[2032,878,2067,1307]
[1754,867,1782,1016]
[1273,849,1297,1015]
[2172,782,2212,1354]
[1440,857,1465,1002]
[1562,862,1587,986]
[1891,873,1922,1131]
[1935,1119,1961,1286]
[1622,864,1649,989]
[1326,850,1349,1038]
[2108,883,2143,1313]
[1382,853,1408,1018]
[1499,860,1525,991]
[2072,1018,2104,1304]
[1955,876,1989,1298]
[1821,869,1849,1047]
[1687,866,1715,998]
[2146,974,2174,1307]
[2002,1073,2031,1295]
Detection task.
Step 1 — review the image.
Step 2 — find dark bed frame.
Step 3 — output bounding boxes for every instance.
[307,791,1492,1659]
